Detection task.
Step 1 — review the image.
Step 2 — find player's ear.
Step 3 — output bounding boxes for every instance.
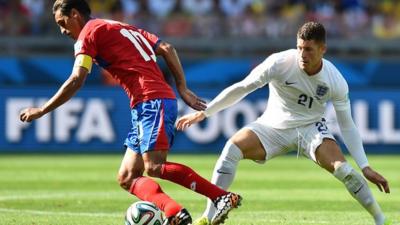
[320,43,327,54]
[70,8,80,19]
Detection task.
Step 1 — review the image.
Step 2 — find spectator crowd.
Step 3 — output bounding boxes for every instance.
[1,0,400,40]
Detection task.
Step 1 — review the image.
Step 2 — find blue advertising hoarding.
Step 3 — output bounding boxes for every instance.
[1,87,399,154]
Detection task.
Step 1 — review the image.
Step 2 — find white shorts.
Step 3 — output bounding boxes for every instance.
[245,118,335,163]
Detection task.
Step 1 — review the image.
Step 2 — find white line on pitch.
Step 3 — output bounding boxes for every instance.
[0,192,124,201]
[0,208,121,218]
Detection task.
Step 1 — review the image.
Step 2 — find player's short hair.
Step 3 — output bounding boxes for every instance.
[53,0,91,18]
[297,22,326,44]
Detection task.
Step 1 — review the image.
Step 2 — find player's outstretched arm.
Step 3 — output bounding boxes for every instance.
[155,41,206,111]
[20,66,89,122]
[335,109,390,193]
[176,111,206,130]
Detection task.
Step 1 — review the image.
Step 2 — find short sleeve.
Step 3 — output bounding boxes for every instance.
[74,25,98,58]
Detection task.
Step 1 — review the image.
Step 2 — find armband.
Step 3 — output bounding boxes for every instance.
[74,54,93,73]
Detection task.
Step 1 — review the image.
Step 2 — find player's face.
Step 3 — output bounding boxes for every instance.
[54,9,83,40]
[296,38,326,75]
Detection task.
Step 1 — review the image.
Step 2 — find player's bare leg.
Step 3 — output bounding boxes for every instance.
[197,128,264,225]
[141,149,168,177]
[118,148,145,191]
[315,139,387,225]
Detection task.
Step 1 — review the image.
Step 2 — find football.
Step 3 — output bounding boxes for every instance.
[125,201,164,225]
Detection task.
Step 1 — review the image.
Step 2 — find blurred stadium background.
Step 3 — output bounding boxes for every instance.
[0,0,399,224]
[2,0,400,153]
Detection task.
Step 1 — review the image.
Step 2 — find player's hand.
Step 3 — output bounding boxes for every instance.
[176,111,206,130]
[178,88,207,111]
[362,166,390,193]
[19,107,44,122]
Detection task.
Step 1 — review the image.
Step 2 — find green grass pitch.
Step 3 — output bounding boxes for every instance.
[0,154,399,225]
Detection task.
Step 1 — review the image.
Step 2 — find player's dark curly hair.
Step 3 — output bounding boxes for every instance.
[297,22,326,44]
[53,0,91,18]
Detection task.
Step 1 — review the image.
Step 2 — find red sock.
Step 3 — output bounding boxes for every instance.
[129,176,182,217]
[160,162,228,200]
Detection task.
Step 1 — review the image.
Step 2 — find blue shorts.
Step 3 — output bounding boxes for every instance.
[124,98,177,154]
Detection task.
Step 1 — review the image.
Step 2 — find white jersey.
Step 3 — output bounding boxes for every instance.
[255,49,350,129]
[204,49,350,128]
[203,49,370,169]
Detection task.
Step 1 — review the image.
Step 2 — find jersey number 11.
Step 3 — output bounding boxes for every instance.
[120,28,157,62]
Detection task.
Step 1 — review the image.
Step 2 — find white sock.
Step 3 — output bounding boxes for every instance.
[333,162,386,225]
[202,140,243,221]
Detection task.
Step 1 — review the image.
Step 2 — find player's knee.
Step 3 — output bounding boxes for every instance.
[333,162,367,196]
[117,170,142,191]
[144,163,162,178]
[117,173,131,191]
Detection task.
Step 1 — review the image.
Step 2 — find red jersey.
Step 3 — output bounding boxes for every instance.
[74,18,176,107]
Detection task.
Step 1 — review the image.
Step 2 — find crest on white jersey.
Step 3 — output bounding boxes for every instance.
[316,85,329,97]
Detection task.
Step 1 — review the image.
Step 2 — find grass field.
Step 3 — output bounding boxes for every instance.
[0,154,399,225]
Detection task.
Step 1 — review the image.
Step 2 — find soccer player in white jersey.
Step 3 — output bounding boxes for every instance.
[176,22,391,225]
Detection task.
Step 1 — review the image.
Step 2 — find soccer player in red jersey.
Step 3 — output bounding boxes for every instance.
[19,1,241,225]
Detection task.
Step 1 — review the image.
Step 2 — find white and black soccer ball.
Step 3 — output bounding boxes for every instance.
[125,201,164,225]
